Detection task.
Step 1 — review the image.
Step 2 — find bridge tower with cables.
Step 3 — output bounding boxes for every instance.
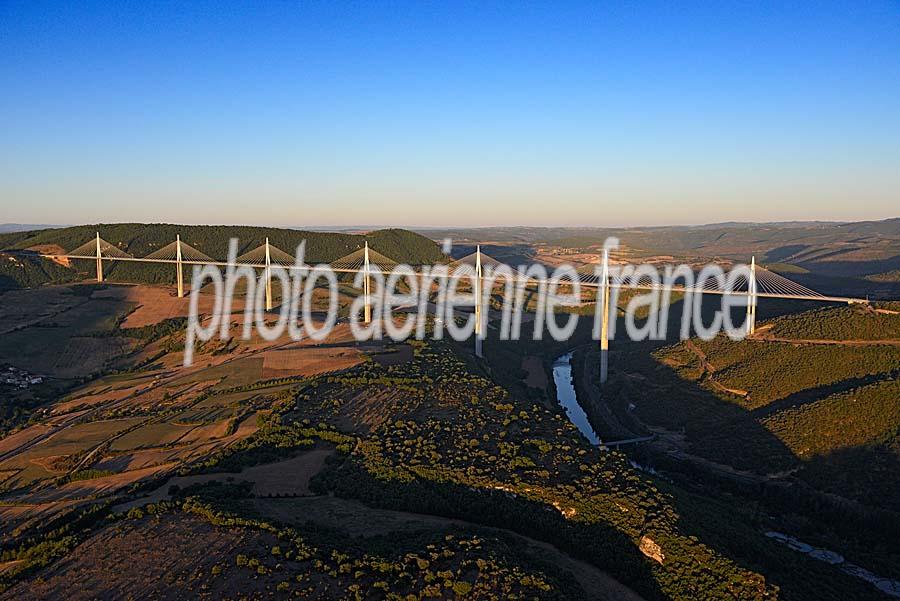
[145,237,213,295]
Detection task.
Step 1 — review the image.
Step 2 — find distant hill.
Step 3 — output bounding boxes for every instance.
[688,220,849,230]
[0,223,63,233]
[0,223,444,290]
[416,218,900,279]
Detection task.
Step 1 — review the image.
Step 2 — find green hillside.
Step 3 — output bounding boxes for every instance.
[761,379,900,460]
[0,254,77,291]
[867,269,900,282]
[647,308,900,515]
[766,305,900,340]
[668,336,900,409]
[0,224,444,289]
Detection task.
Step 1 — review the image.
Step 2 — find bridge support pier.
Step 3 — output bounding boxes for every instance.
[363,241,371,324]
[474,245,484,358]
[599,247,610,383]
[176,235,184,298]
[264,238,273,311]
[95,232,103,283]
[746,256,757,336]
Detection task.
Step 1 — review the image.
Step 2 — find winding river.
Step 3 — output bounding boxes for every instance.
[551,352,600,445]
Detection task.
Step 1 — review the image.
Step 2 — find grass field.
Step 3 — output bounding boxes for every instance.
[109,422,197,452]
[261,346,362,378]
[10,418,142,460]
[0,284,141,378]
[0,425,52,455]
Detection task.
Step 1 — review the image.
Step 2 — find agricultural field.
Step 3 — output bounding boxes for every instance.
[0,280,406,569]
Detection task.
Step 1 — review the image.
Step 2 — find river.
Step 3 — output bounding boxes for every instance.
[552,352,600,445]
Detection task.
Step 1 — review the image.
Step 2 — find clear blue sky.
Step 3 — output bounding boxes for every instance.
[1,1,898,227]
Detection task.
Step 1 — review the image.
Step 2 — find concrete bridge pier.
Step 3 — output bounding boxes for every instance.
[264,238,273,311]
[599,247,610,383]
[474,245,484,358]
[95,232,104,283]
[363,241,372,324]
[176,234,184,298]
[746,256,757,335]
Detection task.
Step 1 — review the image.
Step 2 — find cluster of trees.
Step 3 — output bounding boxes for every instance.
[117,486,569,600]
[286,341,776,600]
[0,253,76,292]
[120,316,188,342]
[0,503,110,593]
[53,468,115,485]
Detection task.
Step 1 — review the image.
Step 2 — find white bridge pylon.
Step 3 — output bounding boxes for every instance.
[235,239,296,310]
[331,243,400,323]
[144,238,213,298]
[67,233,134,283]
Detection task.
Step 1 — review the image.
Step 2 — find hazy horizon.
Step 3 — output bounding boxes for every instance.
[2,216,900,233]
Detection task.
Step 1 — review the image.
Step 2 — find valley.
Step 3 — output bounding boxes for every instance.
[0,222,898,599]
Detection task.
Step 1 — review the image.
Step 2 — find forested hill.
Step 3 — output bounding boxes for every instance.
[0,223,444,290]
[0,223,444,263]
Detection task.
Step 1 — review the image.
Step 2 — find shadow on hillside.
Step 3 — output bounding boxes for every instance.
[801,443,900,514]
[451,243,537,266]
[604,331,800,474]
[799,253,900,278]
[764,244,811,262]
[0,274,20,291]
[590,296,900,592]
[0,284,138,375]
[751,368,900,419]
[320,456,669,601]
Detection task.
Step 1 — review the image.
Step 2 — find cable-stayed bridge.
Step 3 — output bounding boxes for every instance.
[38,232,860,302]
[3,232,876,383]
